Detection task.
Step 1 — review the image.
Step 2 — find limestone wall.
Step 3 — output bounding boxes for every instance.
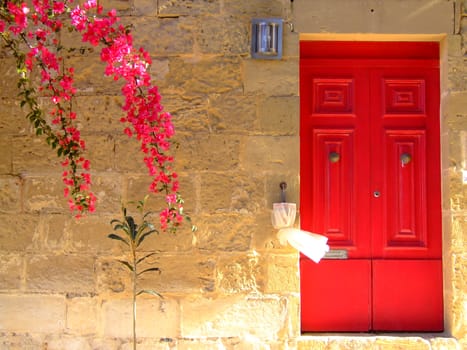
[0,0,465,349]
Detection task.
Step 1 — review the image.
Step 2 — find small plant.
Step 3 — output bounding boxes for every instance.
[109,195,162,350]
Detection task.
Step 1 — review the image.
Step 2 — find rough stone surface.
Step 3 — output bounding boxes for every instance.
[0,0,465,349]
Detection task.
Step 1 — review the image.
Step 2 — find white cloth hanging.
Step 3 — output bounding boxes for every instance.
[277,228,329,263]
[271,202,329,263]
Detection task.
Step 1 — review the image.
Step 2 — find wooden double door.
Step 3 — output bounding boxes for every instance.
[299,41,443,332]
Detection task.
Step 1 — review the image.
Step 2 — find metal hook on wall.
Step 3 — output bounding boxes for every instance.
[280,181,287,203]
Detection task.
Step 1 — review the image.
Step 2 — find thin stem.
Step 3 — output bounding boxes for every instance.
[132,240,137,350]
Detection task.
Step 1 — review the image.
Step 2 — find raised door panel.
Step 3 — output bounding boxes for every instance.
[370,69,442,259]
[300,259,371,332]
[373,260,444,331]
[300,67,370,258]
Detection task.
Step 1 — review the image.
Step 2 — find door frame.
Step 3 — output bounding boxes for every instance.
[298,34,449,333]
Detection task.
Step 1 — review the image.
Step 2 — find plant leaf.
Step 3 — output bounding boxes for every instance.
[137,267,161,276]
[125,216,137,240]
[112,222,128,232]
[136,252,158,265]
[136,289,163,298]
[107,233,129,246]
[117,260,134,271]
[136,229,157,247]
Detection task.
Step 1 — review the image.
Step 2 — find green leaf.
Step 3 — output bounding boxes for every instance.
[117,260,134,271]
[107,233,129,246]
[136,289,163,298]
[136,230,156,247]
[137,267,161,276]
[125,216,137,240]
[136,252,158,265]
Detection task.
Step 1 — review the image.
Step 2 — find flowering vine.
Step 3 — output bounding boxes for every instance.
[0,0,186,229]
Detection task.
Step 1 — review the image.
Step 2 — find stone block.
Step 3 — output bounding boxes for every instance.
[129,17,194,56]
[99,0,133,14]
[241,136,299,173]
[250,210,286,251]
[195,16,249,55]
[96,256,130,294]
[0,175,22,213]
[243,59,298,96]
[283,29,300,58]
[126,173,197,214]
[23,175,65,213]
[0,294,66,332]
[265,254,299,293]
[207,92,258,134]
[114,135,147,173]
[74,95,125,136]
[447,57,467,92]
[66,297,99,334]
[138,254,216,293]
[156,0,220,16]
[90,173,125,214]
[0,58,20,98]
[198,172,235,212]
[12,135,61,174]
[0,137,12,174]
[0,255,23,290]
[265,173,300,207]
[26,254,96,294]
[293,0,453,34]
[0,213,39,252]
[38,213,71,251]
[297,338,328,350]
[430,337,462,350]
[102,297,180,338]
[44,334,93,350]
[448,34,463,57]
[217,252,265,294]
[83,135,116,171]
[194,213,253,252]
[0,333,43,350]
[223,0,284,17]
[68,214,120,254]
[161,93,210,133]
[448,169,467,211]
[180,295,288,339]
[174,134,240,172]
[164,57,242,94]
[67,55,123,95]
[258,96,299,136]
[0,98,30,135]
[451,214,467,252]
[373,337,430,350]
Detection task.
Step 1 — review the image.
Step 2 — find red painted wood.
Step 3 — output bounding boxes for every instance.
[300,41,442,332]
[300,65,371,258]
[373,260,444,331]
[300,259,371,332]
[370,68,442,259]
[300,41,439,60]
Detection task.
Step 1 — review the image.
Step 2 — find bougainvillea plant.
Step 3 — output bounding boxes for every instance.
[0,0,187,230]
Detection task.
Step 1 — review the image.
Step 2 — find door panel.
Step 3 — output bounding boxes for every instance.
[300,41,442,332]
[311,129,358,248]
[372,260,444,331]
[300,259,371,332]
[370,68,442,259]
[300,66,371,259]
[380,129,428,252]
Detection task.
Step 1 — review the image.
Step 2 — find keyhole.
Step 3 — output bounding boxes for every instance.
[374,191,381,198]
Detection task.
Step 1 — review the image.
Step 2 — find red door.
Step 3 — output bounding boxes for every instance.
[300,41,443,332]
